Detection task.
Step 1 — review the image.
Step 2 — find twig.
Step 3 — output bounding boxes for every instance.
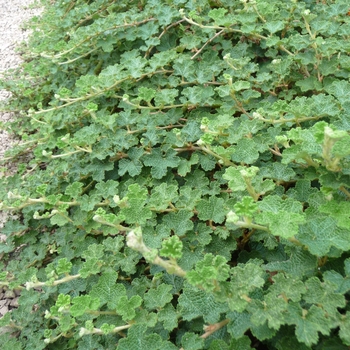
[179,319,230,350]
[191,29,225,59]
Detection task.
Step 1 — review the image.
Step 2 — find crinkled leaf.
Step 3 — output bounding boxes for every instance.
[90,271,126,309]
[234,196,258,218]
[70,295,100,317]
[196,196,226,223]
[143,149,181,179]
[144,283,173,310]
[162,210,194,236]
[231,138,260,164]
[320,200,350,229]
[148,183,179,211]
[228,263,265,312]
[178,283,227,323]
[117,325,163,350]
[181,332,205,350]
[285,304,332,347]
[160,235,183,259]
[157,304,178,331]
[116,295,142,321]
[264,245,317,278]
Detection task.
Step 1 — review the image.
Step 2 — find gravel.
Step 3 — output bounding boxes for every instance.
[0,0,43,321]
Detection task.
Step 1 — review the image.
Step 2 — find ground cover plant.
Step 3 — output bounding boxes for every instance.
[1,0,350,348]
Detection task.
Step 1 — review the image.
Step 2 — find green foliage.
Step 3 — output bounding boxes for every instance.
[1,0,350,348]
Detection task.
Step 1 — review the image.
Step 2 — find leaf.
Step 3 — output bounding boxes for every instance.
[249,295,288,330]
[223,166,247,192]
[116,295,142,321]
[232,80,250,91]
[229,336,253,350]
[173,56,196,80]
[70,295,100,317]
[148,183,179,211]
[181,332,205,350]
[137,86,156,102]
[234,196,258,218]
[198,152,217,171]
[196,196,226,223]
[80,193,101,211]
[259,163,296,182]
[78,335,104,350]
[90,271,126,309]
[332,135,350,158]
[325,80,350,104]
[286,179,318,202]
[64,182,84,198]
[144,283,173,310]
[180,86,215,104]
[226,311,252,339]
[230,138,260,164]
[264,20,285,34]
[50,212,71,227]
[250,321,276,342]
[303,277,345,317]
[264,245,318,278]
[162,210,194,236]
[152,5,179,26]
[149,49,178,70]
[117,325,169,350]
[56,294,71,308]
[94,180,119,199]
[268,273,306,302]
[114,247,141,275]
[118,147,144,177]
[157,304,178,331]
[186,254,229,292]
[296,76,322,92]
[56,258,72,275]
[319,200,350,229]
[339,312,350,346]
[298,214,350,256]
[79,258,102,278]
[120,50,147,78]
[323,269,350,295]
[177,153,199,177]
[154,89,179,106]
[36,184,48,196]
[119,183,152,225]
[84,159,114,182]
[208,8,228,22]
[81,243,104,260]
[208,339,230,350]
[256,195,305,238]
[227,263,265,312]
[178,283,227,323]
[256,211,305,238]
[285,303,332,347]
[160,235,183,259]
[143,149,181,179]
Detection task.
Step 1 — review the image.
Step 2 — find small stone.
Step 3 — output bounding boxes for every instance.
[4,290,15,299]
[10,298,19,307]
[0,300,9,315]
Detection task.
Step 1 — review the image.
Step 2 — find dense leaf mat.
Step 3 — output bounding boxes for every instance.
[1,0,350,348]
